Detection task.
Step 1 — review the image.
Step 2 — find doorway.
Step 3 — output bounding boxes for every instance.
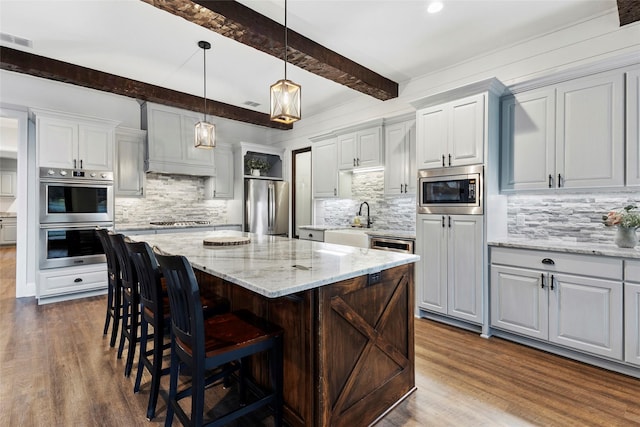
[292,147,311,238]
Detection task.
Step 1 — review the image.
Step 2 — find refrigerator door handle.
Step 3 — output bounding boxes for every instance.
[268,183,275,233]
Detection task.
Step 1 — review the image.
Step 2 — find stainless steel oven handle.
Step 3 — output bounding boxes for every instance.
[40,222,112,230]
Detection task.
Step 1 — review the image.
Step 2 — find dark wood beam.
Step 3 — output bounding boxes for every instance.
[140,0,399,101]
[617,0,640,26]
[0,46,291,130]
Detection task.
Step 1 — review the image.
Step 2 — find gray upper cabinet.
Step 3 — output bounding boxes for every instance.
[204,144,234,199]
[501,69,626,191]
[115,128,146,197]
[627,67,640,187]
[141,102,215,176]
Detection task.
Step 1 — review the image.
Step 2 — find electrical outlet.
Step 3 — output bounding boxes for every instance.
[123,208,129,220]
[516,213,525,227]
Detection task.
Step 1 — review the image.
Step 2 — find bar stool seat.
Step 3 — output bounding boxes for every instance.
[155,250,283,427]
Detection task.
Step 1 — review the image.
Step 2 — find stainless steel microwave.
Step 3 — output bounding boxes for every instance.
[417,164,483,215]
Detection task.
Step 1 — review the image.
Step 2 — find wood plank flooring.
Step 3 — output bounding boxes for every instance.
[1,245,639,426]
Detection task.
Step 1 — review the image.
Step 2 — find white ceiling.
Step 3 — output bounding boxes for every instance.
[0,0,616,122]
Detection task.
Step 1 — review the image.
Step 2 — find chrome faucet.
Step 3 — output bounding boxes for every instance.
[358,201,371,228]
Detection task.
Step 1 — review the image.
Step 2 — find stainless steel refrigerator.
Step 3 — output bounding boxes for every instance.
[244,179,289,236]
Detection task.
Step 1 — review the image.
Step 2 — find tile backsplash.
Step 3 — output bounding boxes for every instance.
[114,173,228,228]
[315,171,416,232]
[507,192,640,243]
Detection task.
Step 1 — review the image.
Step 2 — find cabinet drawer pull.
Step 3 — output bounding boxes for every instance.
[74,278,83,283]
[548,174,552,188]
[308,233,313,238]
[541,273,545,289]
[541,258,555,265]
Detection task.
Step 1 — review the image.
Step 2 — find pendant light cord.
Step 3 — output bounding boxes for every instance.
[284,0,288,80]
[203,46,207,121]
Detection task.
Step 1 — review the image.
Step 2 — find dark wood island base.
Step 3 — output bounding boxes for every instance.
[196,263,415,427]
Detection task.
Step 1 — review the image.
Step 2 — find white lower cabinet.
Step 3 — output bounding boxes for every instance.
[0,217,17,245]
[38,264,108,299]
[625,261,640,366]
[417,214,483,324]
[490,247,623,360]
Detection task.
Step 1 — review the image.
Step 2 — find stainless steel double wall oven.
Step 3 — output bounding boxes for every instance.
[39,167,114,269]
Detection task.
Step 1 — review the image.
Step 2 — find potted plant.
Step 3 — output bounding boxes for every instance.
[245,157,270,176]
[602,204,640,248]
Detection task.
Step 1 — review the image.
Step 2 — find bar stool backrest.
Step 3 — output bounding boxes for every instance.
[126,241,162,317]
[109,233,137,294]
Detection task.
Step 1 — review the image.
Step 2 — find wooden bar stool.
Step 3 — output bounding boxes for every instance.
[155,250,283,427]
[110,233,140,377]
[96,227,122,348]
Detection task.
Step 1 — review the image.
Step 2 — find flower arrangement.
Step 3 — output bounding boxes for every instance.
[245,157,270,173]
[602,205,640,229]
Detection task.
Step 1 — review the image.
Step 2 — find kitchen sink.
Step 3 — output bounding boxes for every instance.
[323,228,369,249]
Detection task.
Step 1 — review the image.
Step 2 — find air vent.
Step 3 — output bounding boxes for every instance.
[243,100,261,107]
[0,32,33,48]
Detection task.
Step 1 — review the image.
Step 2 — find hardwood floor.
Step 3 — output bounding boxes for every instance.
[1,245,639,426]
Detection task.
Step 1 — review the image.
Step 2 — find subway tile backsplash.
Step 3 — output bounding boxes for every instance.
[507,193,640,243]
[316,171,416,232]
[114,173,227,228]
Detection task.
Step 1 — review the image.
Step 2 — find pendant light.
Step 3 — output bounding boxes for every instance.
[195,40,215,149]
[270,0,301,124]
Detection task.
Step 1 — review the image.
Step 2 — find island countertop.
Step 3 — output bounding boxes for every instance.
[129,230,419,298]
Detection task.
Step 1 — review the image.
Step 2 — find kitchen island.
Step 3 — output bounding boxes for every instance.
[130,230,419,427]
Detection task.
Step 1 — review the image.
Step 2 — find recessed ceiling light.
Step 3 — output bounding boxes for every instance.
[427,1,443,14]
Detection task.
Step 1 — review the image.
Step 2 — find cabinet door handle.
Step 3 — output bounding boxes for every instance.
[541,258,555,265]
[353,158,356,167]
[558,173,562,188]
[550,274,555,290]
[404,184,408,193]
[448,216,452,228]
[140,186,143,195]
[74,278,83,283]
[548,174,553,188]
[80,159,83,169]
[333,188,337,196]
[442,155,445,167]
[73,159,77,169]
[357,158,360,166]
[448,153,452,166]
[441,216,445,228]
[540,273,545,289]
[400,184,403,193]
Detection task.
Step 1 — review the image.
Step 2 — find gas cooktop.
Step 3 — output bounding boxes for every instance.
[149,220,211,227]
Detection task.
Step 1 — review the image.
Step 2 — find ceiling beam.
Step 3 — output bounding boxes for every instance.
[140,0,399,101]
[0,46,291,130]
[617,0,640,26]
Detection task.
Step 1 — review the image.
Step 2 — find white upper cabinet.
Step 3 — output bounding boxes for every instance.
[0,171,17,198]
[501,89,555,190]
[555,71,624,188]
[312,137,339,198]
[34,109,117,170]
[204,144,234,199]
[142,102,215,176]
[384,119,416,195]
[501,69,626,190]
[627,67,640,187]
[416,93,484,169]
[115,128,146,197]
[337,126,383,170]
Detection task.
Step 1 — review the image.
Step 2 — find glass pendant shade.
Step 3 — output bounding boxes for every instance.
[270,78,301,124]
[194,120,215,148]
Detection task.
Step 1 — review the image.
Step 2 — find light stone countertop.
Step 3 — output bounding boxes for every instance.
[0,212,17,218]
[116,223,242,232]
[129,230,420,298]
[488,239,640,259]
